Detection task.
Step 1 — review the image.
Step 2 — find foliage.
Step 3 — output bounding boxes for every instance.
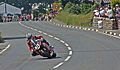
[61,0,82,8]
[69,4,81,15]
[64,1,94,15]
[64,2,74,10]
[0,32,4,43]
[85,3,99,14]
[111,0,120,17]
[81,3,92,14]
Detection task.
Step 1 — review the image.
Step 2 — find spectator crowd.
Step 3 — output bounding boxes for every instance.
[93,4,120,19]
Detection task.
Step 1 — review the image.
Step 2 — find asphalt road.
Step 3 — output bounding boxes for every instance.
[0,21,120,70]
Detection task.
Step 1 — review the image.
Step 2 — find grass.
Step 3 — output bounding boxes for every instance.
[55,11,93,27]
[0,32,4,43]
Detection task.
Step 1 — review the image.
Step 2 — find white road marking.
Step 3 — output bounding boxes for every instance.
[67,47,72,50]
[31,28,33,30]
[54,37,60,40]
[92,29,94,31]
[27,27,30,29]
[114,33,117,35]
[98,32,120,39]
[79,27,82,29]
[88,28,91,30]
[105,31,108,34]
[69,26,71,28]
[84,28,87,30]
[63,25,66,27]
[60,40,65,43]
[34,29,37,31]
[66,25,68,28]
[64,56,71,62]
[58,24,60,26]
[110,32,113,35]
[48,35,53,38]
[65,43,69,46]
[72,26,74,28]
[76,27,78,29]
[43,32,48,35]
[53,62,64,69]
[96,29,98,32]
[38,31,42,33]
[0,44,10,54]
[69,51,73,55]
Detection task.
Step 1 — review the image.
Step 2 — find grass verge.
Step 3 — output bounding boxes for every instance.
[55,11,93,27]
[0,32,4,43]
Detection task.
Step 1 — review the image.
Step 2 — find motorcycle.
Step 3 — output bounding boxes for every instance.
[31,39,57,58]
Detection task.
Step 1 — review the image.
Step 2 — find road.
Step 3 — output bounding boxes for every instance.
[0,21,120,70]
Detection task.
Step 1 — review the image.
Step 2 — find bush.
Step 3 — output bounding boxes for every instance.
[85,3,99,14]
[0,32,4,43]
[69,4,81,15]
[64,2,74,11]
[81,3,92,14]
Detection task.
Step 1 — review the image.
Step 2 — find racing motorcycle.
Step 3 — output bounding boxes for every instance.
[31,39,56,58]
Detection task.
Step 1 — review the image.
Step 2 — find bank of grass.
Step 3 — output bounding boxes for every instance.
[55,11,93,27]
[0,32,4,43]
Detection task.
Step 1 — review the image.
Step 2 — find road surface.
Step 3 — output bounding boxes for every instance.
[0,21,120,70]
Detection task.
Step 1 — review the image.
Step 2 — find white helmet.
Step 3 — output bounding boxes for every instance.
[26,33,32,40]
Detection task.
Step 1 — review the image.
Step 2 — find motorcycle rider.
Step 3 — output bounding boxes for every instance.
[26,33,50,56]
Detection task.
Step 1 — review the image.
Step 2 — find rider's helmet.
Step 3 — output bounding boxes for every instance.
[26,33,32,40]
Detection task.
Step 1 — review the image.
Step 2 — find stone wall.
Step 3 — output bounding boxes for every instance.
[118,20,120,30]
[93,17,120,30]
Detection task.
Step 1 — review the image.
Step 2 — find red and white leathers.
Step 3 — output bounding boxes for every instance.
[27,35,49,53]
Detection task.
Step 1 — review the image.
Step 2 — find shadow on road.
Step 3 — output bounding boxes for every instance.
[3,36,26,40]
[31,57,61,61]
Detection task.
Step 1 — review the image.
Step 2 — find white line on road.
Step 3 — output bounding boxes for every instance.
[43,32,48,35]
[64,56,71,62]
[79,27,82,29]
[92,29,94,31]
[67,47,72,50]
[98,32,120,39]
[88,28,91,30]
[65,43,69,46]
[96,29,98,32]
[60,40,65,43]
[114,33,117,35]
[69,51,73,55]
[0,44,10,54]
[38,31,42,33]
[48,35,53,38]
[54,37,60,40]
[110,32,113,35]
[53,62,64,69]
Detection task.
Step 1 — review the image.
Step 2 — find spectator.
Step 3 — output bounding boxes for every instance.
[108,5,111,10]
[107,9,112,19]
[101,0,105,7]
